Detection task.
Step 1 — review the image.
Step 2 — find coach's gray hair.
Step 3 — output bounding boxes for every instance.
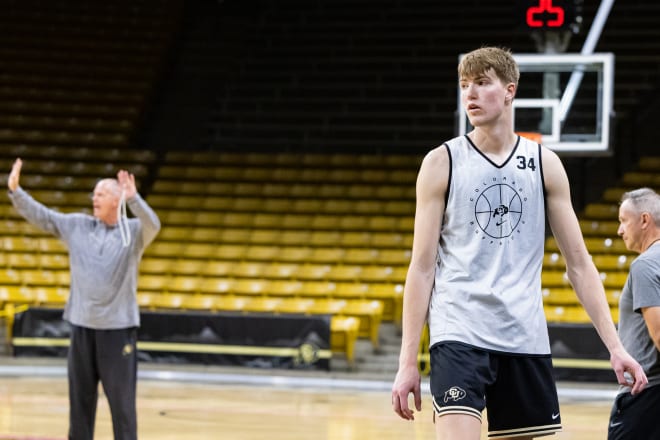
[621,187,660,224]
[96,178,121,197]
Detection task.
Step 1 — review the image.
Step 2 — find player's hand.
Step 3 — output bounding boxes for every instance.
[392,364,422,420]
[117,170,137,199]
[8,158,22,192]
[610,348,648,395]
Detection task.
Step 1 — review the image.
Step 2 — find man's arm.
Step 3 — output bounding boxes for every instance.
[642,307,660,352]
[7,158,69,238]
[542,147,648,394]
[392,146,448,420]
[117,169,161,246]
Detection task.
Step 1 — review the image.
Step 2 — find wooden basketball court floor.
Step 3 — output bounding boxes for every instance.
[0,360,618,440]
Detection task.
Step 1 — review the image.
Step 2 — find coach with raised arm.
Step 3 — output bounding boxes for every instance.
[7,158,160,440]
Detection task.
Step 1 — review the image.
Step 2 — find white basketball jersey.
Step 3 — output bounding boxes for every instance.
[428,134,550,355]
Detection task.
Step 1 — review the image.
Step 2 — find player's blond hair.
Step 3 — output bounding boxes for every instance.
[458,46,520,87]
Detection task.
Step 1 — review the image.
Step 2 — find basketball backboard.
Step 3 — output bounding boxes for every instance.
[457,53,614,155]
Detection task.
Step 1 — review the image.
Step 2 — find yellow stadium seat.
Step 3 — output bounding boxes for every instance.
[310,214,340,230]
[542,288,577,306]
[308,247,345,264]
[171,259,205,276]
[339,232,371,247]
[158,227,190,241]
[330,316,360,366]
[232,261,266,278]
[326,265,363,282]
[563,306,591,324]
[544,305,567,323]
[215,245,247,260]
[264,279,301,297]
[343,299,384,348]
[247,245,279,261]
[352,200,383,215]
[202,261,235,277]
[169,276,200,294]
[38,253,69,270]
[153,293,188,310]
[376,249,411,265]
[191,227,221,242]
[592,255,632,271]
[296,264,331,280]
[583,203,618,220]
[359,265,396,282]
[302,281,337,297]
[183,243,217,259]
[278,230,312,246]
[0,286,34,305]
[308,298,348,315]
[138,275,169,293]
[368,216,398,231]
[33,286,69,307]
[279,246,312,263]
[276,298,315,314]
[21,270,57,286]
[0,269,21,286]
[579,220,619,236]
[39,237,67,253]
[541,271,571,288]
[343,248,379,264]
[195,212,225,226]
[606,289,622,307]
[7,253,39,269]
[262,263,300,279]
[198,277,234,295]
[231,279,270,296]
[602,187,627,203]
[363,282,404,324]
[600,272,628,289]
[338,215,369,230]
[140,258,172,275]
[137,292,156,309]
[147,242,184,259]
[543,252,566,270]
[3,236,39,252]
[220,212,254,228]
[215,295,251,313]
[245,297,282,313]
[182,294,218,311]
[249,229,280,245]
[309,231,343,247]
[281,214,312,229]
[334,282,369,299]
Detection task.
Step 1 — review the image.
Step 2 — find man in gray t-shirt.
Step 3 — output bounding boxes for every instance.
[8,158,161,440]
[609,187,660,440]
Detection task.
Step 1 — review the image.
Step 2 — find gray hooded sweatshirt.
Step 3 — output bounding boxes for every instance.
[9,187,161,329]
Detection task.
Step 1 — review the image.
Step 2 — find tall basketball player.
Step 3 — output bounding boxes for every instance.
[391,46,647,440]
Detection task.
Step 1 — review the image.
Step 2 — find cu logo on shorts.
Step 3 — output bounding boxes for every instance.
[443,386,467,403]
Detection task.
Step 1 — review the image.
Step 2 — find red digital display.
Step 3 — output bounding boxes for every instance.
[526,0,566,28]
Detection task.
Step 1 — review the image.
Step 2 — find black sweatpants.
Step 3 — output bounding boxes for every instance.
[68,325,138,440]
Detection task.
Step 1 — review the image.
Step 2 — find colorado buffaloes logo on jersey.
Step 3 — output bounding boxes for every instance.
[443,386,467,403]
[470,176,526,242]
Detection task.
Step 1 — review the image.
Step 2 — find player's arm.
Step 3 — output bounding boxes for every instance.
[392,146,448,420]
[542,147,647,393]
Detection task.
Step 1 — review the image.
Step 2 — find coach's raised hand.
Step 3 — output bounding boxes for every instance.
[8,158,22,192]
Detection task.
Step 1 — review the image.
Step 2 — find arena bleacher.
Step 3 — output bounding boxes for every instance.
[0,0,659,378]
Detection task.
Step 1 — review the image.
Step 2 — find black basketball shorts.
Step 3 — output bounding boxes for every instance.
[429,342,562,438]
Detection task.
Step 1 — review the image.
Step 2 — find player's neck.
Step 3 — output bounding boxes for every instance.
[469,127,518,160]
